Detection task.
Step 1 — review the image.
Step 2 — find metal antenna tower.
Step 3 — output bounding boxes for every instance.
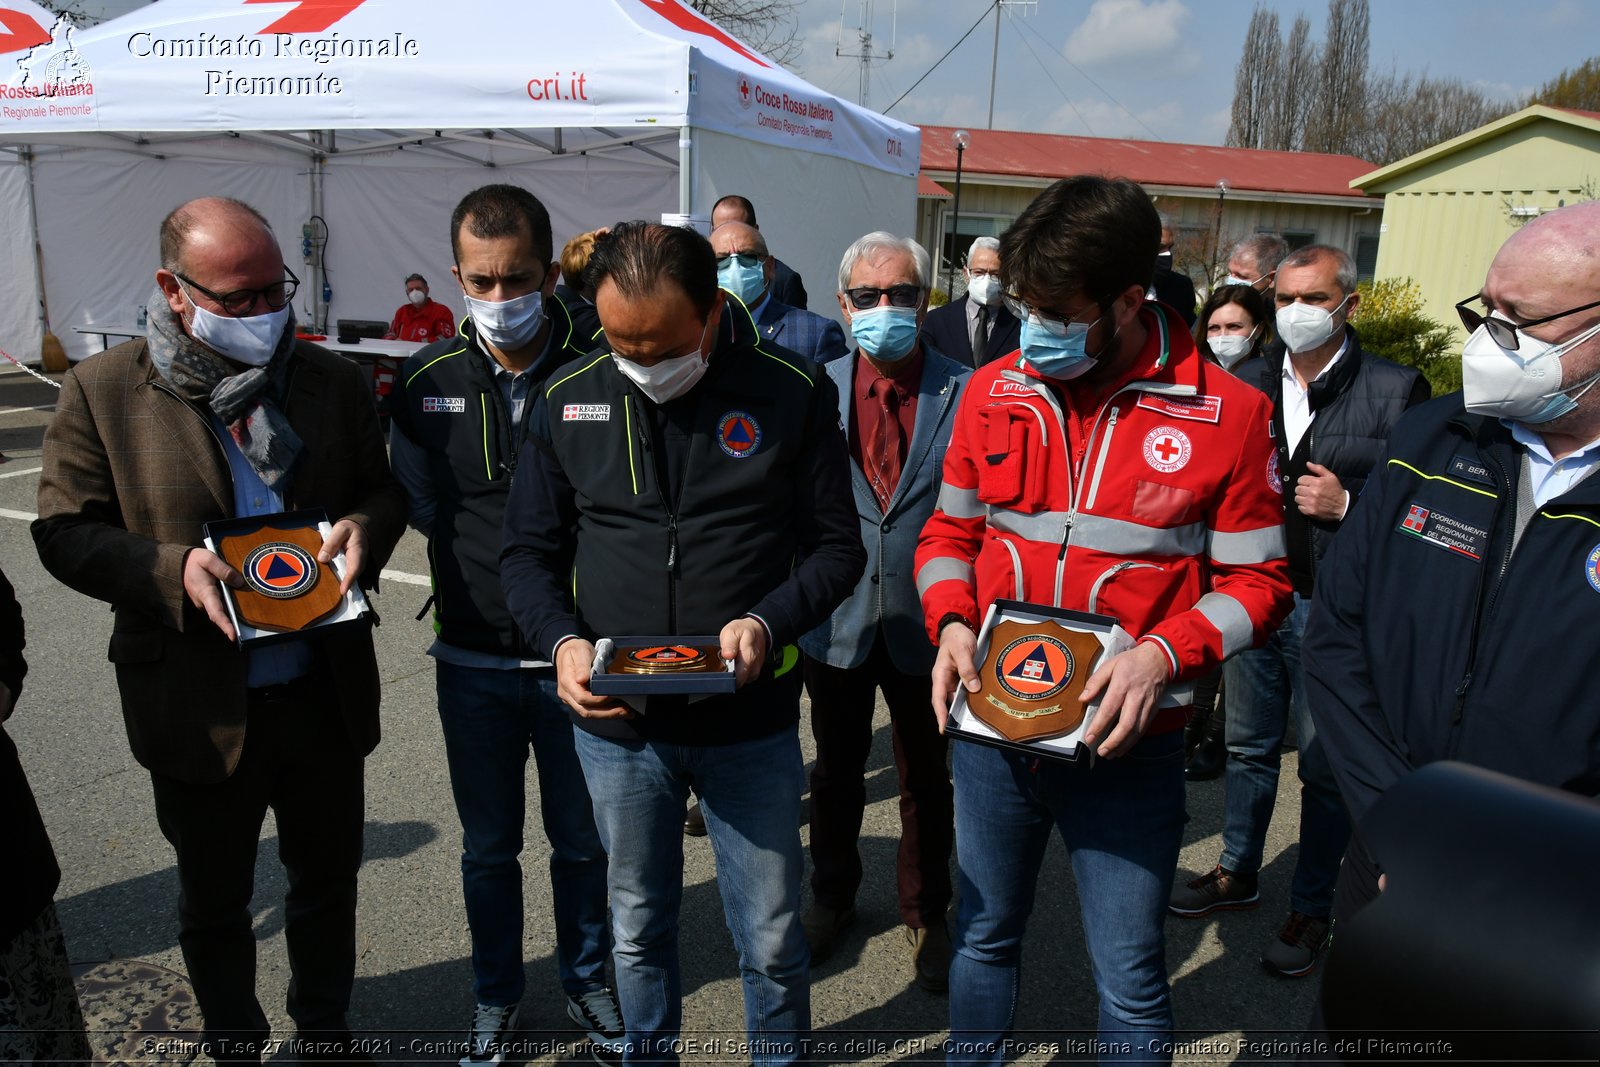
[836,0,895,108]
[988,0,1038,128]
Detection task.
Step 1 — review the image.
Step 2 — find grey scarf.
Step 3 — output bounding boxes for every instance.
[145,287,304,491]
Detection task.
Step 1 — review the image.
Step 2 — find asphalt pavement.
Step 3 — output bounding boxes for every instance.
[0,361,1318,1064]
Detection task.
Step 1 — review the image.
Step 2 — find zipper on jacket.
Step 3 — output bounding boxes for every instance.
[640,397,693,632]
[1082,405,1120,511]
[1450,447,1513,727]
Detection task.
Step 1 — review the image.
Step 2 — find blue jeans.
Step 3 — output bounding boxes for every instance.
[436,661,611,1006]
[948,732,1186,1066]
[573,726,809,1067]
[1220,594,1351,916]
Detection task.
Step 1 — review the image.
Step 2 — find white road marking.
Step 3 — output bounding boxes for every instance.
[0,507,37,521]
[0,465,41,479]
[0,404,57,415]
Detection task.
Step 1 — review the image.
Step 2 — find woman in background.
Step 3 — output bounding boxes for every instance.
[1182,284,1270,780]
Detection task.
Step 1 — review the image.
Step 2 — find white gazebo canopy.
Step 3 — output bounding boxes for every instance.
[1,0,918,359]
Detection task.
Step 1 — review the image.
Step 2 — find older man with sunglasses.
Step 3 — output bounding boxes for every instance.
[33,196,405,1064]
[797,233,966,986]
[1303,199,1600,1019]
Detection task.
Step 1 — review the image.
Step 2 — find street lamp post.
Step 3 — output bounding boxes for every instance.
[1213,178,1229,288]
[947,129,970,299]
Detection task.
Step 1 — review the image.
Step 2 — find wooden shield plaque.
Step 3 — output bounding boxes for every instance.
[970,619,1106,742]
[215,523,343,634]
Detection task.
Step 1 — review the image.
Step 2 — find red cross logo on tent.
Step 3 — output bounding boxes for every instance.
[244,0,367,35]
[1142,425,1192,473]
[737,74,752,109]
[639,0,770,67]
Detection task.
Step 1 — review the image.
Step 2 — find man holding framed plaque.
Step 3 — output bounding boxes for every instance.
[500,221,864,1063]
[387,184,623,1063]
[32,197,406,1064]
[914,176,1292,1064]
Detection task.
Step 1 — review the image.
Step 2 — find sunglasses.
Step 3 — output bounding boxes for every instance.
[716,252,765,269]
[845,284,922,310]
[1456,294,1600,352]
[177,265,300,318]
[1002,291,1103,334]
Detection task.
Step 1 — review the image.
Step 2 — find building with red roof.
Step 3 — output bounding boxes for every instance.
[916,124,1383,301]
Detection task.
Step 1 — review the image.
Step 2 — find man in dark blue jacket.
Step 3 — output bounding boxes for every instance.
[1305,199,1600,949]
[1169,246,1428,980]
[387,185,621,1064]
[500,221,864,1064]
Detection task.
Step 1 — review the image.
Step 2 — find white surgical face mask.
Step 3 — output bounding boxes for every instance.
[614,318,713,404]
[407,289,427,306]
[967,274,1001,307]
[178,279,289,367]
[1207,329,1257,369]
[1275,294,1351,355]
[1462,315,1600,424]
[1224,274,1253,287]
[465,289,545,350]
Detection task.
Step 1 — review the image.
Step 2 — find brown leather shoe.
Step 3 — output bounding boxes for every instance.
[802,902,856,965]
[907,921,951,993]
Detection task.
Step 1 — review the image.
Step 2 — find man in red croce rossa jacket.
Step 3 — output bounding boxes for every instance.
[915,175,1291,1064]
[387,273,457,342]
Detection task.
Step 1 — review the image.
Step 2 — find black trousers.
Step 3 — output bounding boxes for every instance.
[149,673,364,1059]
[803,629,953,927]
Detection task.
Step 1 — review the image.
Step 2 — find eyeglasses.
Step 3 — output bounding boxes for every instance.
[1002,291,1101,335]
[176,265,300,317]
[845,284,922,310]
[716,252,766,269]
[1456,294,1600,351]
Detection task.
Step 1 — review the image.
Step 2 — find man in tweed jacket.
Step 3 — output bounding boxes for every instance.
[33,197,405,1064]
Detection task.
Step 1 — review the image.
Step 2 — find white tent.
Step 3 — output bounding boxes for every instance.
[0,0,918,360]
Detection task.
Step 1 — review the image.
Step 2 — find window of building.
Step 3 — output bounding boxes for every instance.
[1355,234,1380,282]
[1282,230,1316,251]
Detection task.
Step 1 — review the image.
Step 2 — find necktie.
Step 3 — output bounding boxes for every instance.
[867,377,901,512]
[973,306,989,365]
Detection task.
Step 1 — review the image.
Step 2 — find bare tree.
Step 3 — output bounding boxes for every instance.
[1266,14,1315,151]
[1304,0,1368,154]
[1355,70,1514,164]
[689,0,801,66]
[1225,6,1280,150]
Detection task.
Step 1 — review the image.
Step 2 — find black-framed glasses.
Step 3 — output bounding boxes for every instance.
[1001,291,1102,336]
[1456,293,1600,351]
[845,284,922,310]
[716,252,766,269]
[176,265,300,317]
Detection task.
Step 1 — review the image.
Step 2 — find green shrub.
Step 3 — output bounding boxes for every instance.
[1352,278,1461,396]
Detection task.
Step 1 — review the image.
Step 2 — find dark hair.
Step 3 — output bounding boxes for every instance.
[1000,175,1159,309]
[1194,283,1269,362]
[450,184,553,264]
[404,273,426,286]
[585,220,719,319]
[712,194,757,226]
[159,197,271,272]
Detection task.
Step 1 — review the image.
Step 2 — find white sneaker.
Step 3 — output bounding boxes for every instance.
[565,987,625,1053]
[460,1002,519,1066]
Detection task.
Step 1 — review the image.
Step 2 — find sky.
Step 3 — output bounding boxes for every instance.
[63,0,1600,151]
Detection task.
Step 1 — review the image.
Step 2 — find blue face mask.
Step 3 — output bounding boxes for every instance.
[717,255,767,307]
[1020,311,1103,380]
[850,306,920,363]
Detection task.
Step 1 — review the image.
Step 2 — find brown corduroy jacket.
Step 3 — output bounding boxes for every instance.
[33,339,406,784]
